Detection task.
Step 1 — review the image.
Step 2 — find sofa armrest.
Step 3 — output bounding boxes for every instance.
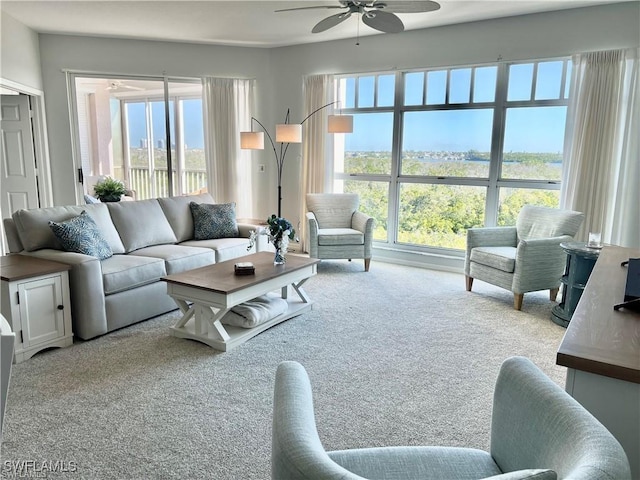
[21,250,108,340]
[237,222,259,238]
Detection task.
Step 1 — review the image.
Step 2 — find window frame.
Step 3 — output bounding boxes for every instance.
[335,57,571,253]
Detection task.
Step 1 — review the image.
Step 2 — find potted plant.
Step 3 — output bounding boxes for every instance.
[93,177,126,202]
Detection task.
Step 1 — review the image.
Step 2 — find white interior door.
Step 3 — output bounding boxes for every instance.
[1,94,40,218]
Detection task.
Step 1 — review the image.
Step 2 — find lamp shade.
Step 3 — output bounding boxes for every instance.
[240,131,264,150]
[328,114,354,133]
[276,123,302,143]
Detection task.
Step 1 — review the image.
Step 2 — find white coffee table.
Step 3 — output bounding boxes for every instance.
[162,252,319,351]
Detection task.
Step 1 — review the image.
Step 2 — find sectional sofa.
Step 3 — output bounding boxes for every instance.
[3,193,261,340]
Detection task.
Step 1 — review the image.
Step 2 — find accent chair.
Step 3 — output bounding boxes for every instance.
[465,205,584,310]
[272,357,631,480]
[306,193,374,272]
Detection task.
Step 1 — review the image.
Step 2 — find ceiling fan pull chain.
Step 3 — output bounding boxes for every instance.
[356,15,360,45]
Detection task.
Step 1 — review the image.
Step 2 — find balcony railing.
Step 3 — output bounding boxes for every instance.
[128,167,207,199]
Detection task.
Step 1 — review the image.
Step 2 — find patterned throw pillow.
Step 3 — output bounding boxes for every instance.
[190,202,239,240]
[48,211,113,260]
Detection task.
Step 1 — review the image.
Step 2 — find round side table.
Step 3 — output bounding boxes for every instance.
[551,242,601,327]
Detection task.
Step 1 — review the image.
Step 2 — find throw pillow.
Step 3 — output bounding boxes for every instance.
[190,202,239,240]
[48,211,113,260]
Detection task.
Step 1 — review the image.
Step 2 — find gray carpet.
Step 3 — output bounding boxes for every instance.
[1,260,568,479]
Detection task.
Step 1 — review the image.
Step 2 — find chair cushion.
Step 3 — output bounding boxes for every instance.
[48,211,113,260]
[470,246,517,273]
[317,228,364,246]
[516,205,583,241]
[329,446,501,480]
[190,202,239,240]
[132,244,215,275]
[101,254,166,295]
[306,193,358,229]
[107,199,177,252]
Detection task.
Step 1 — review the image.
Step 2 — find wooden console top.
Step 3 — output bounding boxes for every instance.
[0,255,71,282]
[556,246,640,384]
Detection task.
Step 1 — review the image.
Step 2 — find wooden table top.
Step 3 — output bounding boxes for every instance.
[161,252,319,295]
[556,246,640,383]
[1,255,71,282]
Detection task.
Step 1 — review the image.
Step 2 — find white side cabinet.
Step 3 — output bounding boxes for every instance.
[0,255,73,363]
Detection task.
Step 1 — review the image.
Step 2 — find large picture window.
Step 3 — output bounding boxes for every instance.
[334,58,571,252]
[72,76,206,201]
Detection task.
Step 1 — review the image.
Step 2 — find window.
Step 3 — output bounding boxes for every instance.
[72,76,206,201]
[334,58,571,252]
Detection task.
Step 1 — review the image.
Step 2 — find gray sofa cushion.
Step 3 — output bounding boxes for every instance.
[157,193,215,242]
[12,203,125,253]
[107,199,177,253]
[132,244,216,275]
[101,254,166,295]
[180,237,251,263]
[48,211,113,260]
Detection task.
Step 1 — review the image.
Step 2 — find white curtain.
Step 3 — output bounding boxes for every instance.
[300,74,334,250]
[561,48,639,248]
[202,77,254,217]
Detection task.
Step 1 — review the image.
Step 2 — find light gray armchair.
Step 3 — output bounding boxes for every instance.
[465,205,584,310]
[306,193,374,272]
[272,357,631,480]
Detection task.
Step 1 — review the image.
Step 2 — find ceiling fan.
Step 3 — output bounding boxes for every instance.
[106,80,144,91]
[276,0,440,34]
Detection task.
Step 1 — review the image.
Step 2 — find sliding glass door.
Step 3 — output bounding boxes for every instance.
[71,75,205,201]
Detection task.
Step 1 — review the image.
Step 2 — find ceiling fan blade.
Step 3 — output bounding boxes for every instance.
[312,12,352,33]
[275,5,345,13]
[362,10,404,33]
[372,1,440,14]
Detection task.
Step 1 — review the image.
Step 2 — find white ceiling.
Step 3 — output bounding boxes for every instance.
[1,0,633,48]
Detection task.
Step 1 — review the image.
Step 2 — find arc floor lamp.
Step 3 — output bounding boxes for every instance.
[240,101,353,217]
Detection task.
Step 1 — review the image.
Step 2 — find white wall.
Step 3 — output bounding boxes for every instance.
[0,12,43,90]
[38,35,274,206]
[34,2,640,224]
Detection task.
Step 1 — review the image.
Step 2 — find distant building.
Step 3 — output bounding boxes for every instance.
[158,139,164,149]
[140,139,148,148]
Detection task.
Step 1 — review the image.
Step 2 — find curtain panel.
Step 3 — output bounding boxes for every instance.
[561,48,639,248]
[202,77,254,218]
[300,74,334,251]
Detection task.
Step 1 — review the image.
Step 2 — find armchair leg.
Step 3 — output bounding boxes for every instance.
[550,288,559,302]
[364,258,371,272]
[514,293,524,311]
[465,276,473,292]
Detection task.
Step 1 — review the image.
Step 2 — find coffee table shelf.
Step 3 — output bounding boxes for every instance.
[162,253,319,351]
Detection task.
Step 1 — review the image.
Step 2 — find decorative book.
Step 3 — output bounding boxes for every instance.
[234,262,255,276]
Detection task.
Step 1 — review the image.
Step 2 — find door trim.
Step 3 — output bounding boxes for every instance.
[0,77,53,254]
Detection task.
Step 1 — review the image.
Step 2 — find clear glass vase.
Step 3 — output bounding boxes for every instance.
[273,238,286,265]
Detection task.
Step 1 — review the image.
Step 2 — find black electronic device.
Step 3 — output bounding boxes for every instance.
[614,258,640,312]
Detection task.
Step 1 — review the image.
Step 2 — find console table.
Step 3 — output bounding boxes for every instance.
[551,242,600,327]
[556,245,640,478]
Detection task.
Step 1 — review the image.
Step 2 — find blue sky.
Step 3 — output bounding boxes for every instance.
[125,61,568,154]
